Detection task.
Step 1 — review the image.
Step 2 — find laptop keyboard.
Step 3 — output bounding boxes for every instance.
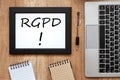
[99,5,120,73]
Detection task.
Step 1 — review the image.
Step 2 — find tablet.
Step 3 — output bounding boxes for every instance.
[9,7,71,54]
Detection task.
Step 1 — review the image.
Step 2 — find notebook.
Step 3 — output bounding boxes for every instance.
[8,61,36,80]
[48,59,75,80]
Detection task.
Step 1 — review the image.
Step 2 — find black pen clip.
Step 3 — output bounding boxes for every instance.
[77,12,80,27]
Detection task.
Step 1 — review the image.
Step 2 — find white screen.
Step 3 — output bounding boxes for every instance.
[15,13,66,49]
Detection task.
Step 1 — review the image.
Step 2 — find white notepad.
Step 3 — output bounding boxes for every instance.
[8,61,36,80]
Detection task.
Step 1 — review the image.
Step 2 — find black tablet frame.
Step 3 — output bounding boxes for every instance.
[9,7,71,54]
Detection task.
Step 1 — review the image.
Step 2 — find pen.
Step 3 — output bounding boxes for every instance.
[76,12,80,50]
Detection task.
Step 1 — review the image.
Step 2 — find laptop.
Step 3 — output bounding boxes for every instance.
[85,2,120,77]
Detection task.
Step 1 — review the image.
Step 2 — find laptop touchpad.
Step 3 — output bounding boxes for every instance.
[86,25,99,49]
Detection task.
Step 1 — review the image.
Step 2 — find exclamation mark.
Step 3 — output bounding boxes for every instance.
[39,32,43,46]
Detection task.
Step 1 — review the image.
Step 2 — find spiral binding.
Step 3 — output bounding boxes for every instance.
[10,61,29,70]
[49,59,70,68]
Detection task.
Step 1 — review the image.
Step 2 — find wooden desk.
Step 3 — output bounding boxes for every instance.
[0,0,119,80]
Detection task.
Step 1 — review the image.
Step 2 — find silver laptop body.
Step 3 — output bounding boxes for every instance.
[85,2,120,77]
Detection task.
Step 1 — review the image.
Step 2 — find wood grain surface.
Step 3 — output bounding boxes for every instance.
[0,0,120,80]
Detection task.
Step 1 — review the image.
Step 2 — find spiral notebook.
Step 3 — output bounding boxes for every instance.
[8,61,36,80]
[49,59,75,80]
